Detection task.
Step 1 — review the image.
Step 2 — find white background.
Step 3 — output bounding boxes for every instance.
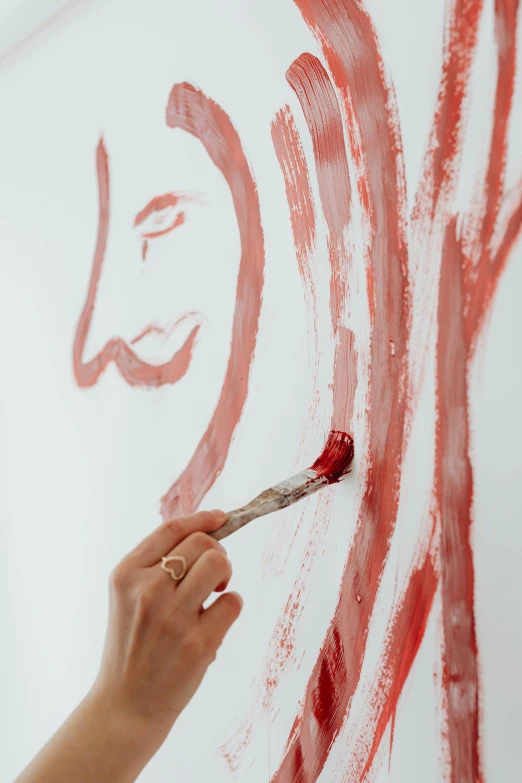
[1,1,521,781]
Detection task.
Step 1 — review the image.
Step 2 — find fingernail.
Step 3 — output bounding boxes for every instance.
[231,592,244,609]
[209,509,227,523]
[217,542,227,554]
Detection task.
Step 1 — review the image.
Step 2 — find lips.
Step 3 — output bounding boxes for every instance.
[130,311,204,365]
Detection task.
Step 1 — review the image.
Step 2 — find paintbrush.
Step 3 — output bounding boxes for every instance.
[210,430,354,542]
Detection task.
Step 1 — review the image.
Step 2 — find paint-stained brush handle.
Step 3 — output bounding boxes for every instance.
[210,470,331,541]
[210,430,354,542]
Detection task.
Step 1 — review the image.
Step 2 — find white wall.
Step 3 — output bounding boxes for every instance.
[1,2,521,782]
[0,0,77,62]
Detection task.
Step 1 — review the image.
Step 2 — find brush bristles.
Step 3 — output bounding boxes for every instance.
[309,430,355,483]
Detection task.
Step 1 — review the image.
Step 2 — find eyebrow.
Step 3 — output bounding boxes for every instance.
[134,192,195,227]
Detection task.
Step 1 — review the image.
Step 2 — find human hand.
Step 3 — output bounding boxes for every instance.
[91,510,242,746]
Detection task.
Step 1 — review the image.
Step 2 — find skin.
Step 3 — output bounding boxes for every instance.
[15,509,242,783]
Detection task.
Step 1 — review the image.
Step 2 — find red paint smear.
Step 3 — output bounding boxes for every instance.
[161,83,264,516]
[332,325,357,433]
[411,0,485,225]
[286,52,352,329]
[437,219,482,783]
[222,59,358,771]
[271,106,317,265]
[309,430,354,482]
[349,541,439,781]
[73,140,199,389]
[329,2,522,779]
[271,104,321,455]
[464,0,520,347]
[272,1,410,779]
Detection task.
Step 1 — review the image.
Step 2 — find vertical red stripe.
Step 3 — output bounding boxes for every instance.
[272,1,410,779]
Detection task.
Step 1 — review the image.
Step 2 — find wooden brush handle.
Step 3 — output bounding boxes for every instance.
[210,470,329,541]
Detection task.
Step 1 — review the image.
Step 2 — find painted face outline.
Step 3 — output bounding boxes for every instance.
[73,82,265,517]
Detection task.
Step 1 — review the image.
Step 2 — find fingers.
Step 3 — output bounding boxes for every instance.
[126,510,228,567]
[177,549,232,611]
[201,592,243,649]
[162,532,228,583]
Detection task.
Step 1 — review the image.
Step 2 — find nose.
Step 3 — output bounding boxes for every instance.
[73,139,149,386]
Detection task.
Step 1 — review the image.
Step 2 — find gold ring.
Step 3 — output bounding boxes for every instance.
[161,555,187,582]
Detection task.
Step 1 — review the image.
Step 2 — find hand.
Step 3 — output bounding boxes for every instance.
[91,509,242,743]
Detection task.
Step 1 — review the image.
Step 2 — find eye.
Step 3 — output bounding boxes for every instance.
[134,192,199,260]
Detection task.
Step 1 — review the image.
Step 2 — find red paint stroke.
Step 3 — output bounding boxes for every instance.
[464,0,521,347]
[346,535,439,781]
[271,2,410,779]
[309,430,354,482]
[134,192,193,228]
[271,104,321,461]
[271,106,317,265]
[161,83,264,517]
[73,140,199,389]
[73,85,264,520]
[307,2,522,780]
[411,0,485,226]
[437,219,481,783]
[141,209,185,241]
[286,52,352,329]
[222,53,359,771]
[332,325,357,434]
[130,312,200,347]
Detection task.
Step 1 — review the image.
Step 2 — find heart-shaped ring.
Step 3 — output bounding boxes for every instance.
[161,554,187,582]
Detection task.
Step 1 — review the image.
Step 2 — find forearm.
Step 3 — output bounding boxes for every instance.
[15,689,165,783]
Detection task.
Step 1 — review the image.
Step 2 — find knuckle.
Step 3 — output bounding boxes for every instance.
[135,584,156,613]
[163,518,182,541]
[198,510,215,525]
[191,531,210,549]
[205,549,230,577]
[109,561,132,593]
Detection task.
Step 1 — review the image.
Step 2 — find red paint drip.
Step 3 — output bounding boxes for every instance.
[309,430,354,482]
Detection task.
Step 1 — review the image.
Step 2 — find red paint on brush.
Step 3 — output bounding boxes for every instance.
[310,430,354,482]
[161,83,264,517]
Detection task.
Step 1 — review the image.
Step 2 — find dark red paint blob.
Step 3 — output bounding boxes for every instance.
[309,430,354,482]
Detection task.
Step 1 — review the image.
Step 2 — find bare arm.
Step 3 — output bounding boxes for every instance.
[15,509,241,783]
